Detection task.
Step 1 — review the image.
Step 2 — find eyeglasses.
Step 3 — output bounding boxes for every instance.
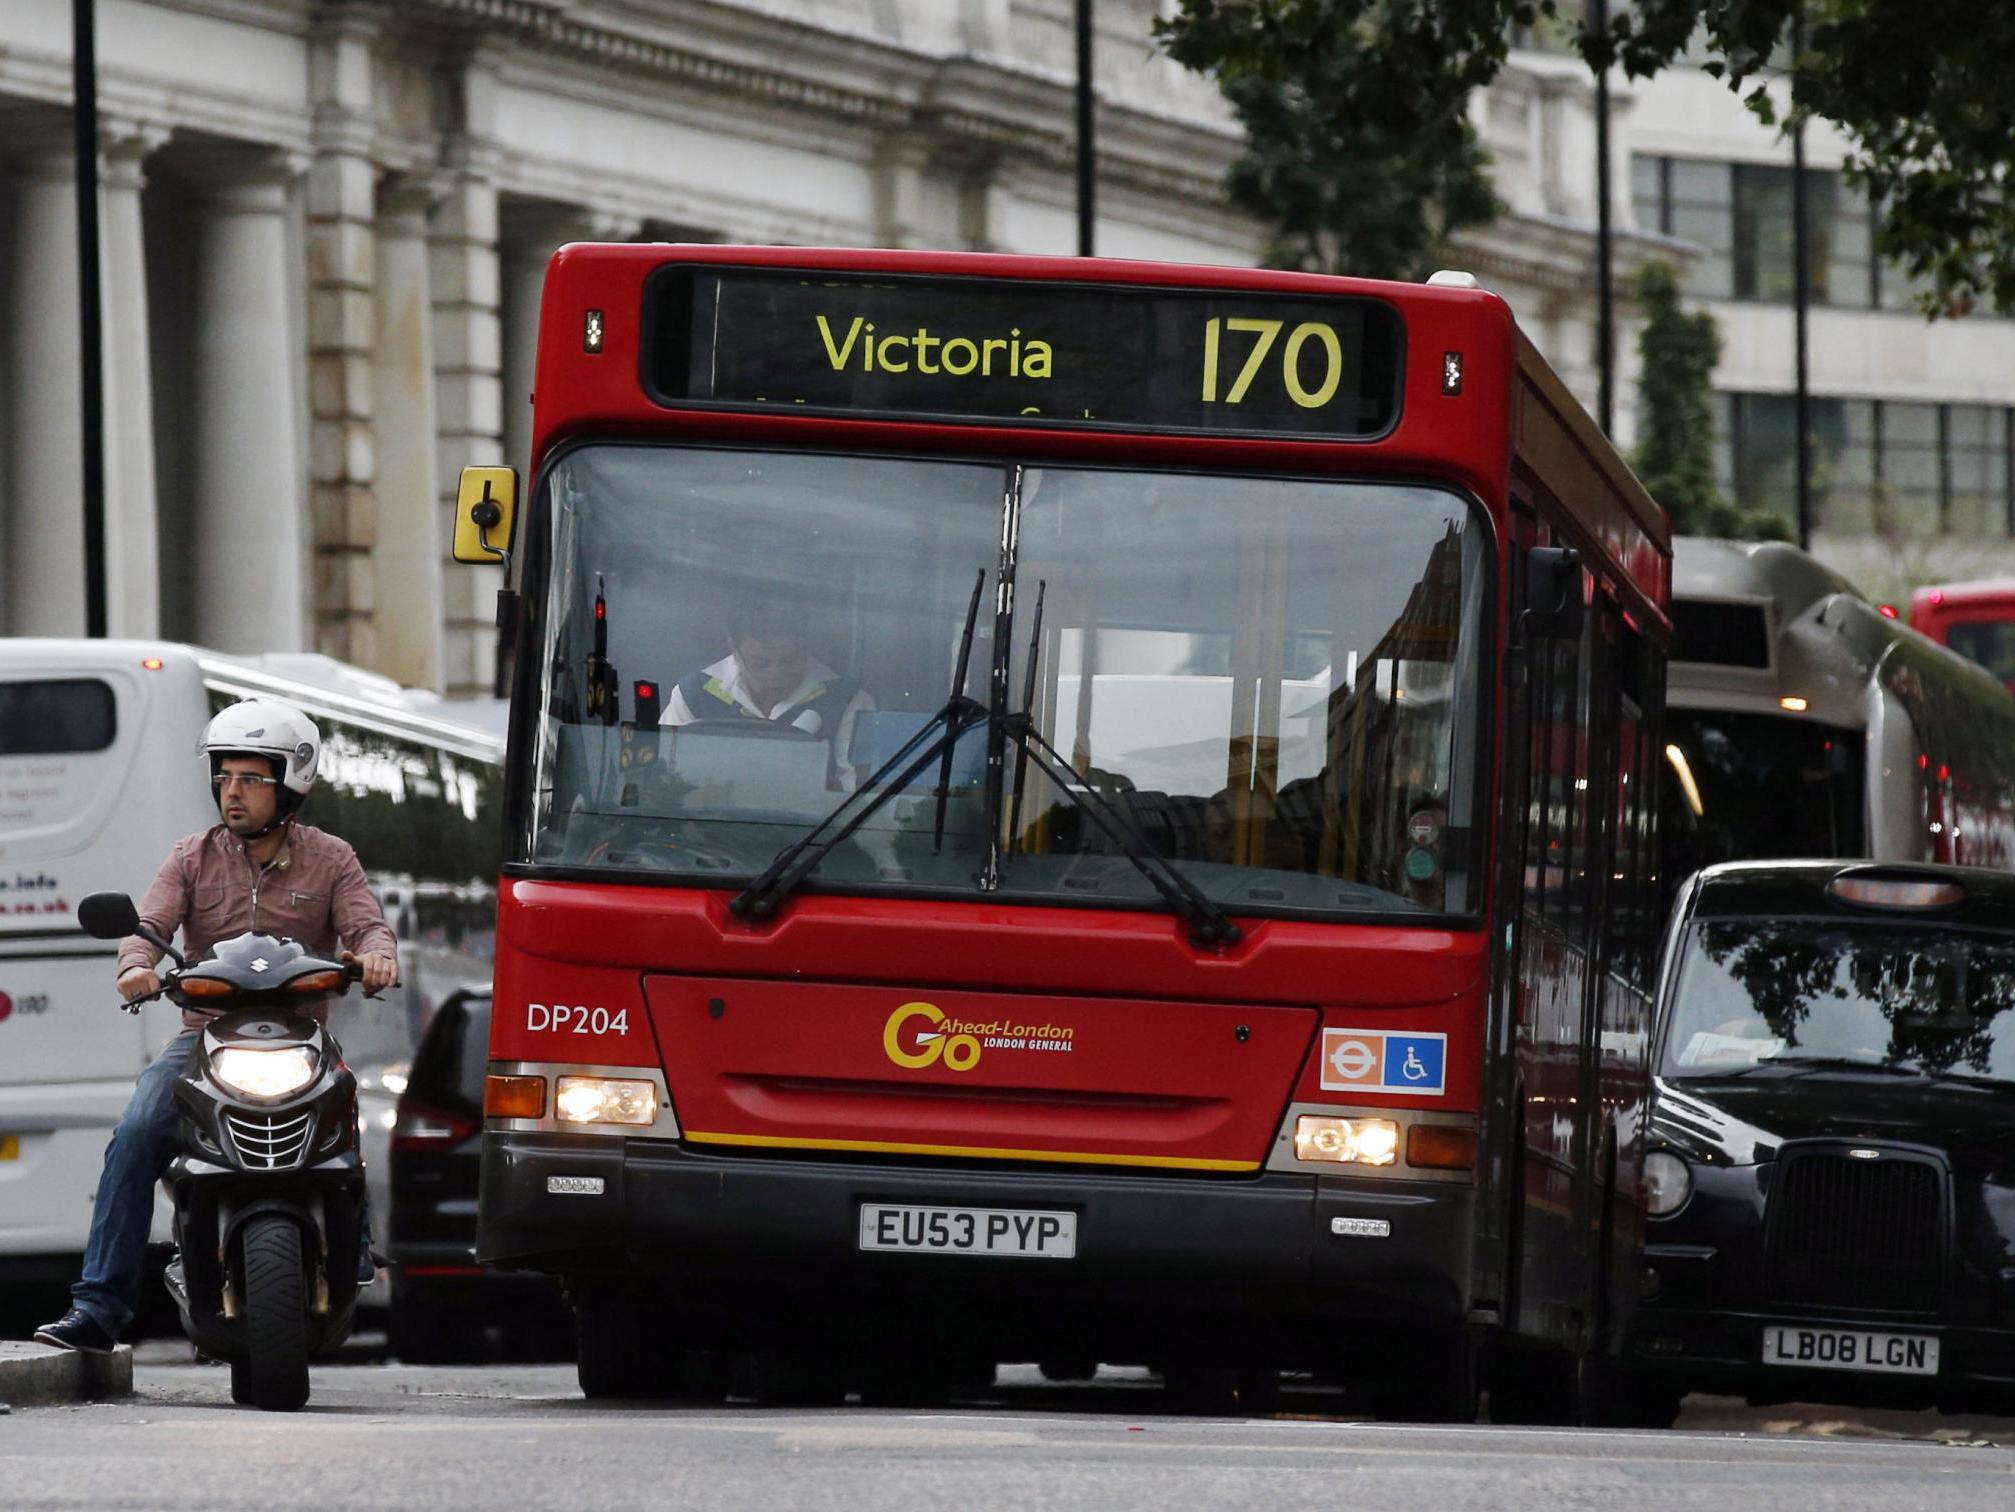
[212,773,282,790]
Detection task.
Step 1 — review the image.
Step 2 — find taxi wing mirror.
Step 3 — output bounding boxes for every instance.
[1524,546,1584,641]
[453,466,519,567]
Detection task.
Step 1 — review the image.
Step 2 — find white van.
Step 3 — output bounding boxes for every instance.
[0,640,504,1298]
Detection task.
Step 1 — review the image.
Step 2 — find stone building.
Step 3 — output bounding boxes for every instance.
[2,2,2007,691]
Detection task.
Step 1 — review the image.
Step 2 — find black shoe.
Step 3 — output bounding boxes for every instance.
[33,1309,118,1355]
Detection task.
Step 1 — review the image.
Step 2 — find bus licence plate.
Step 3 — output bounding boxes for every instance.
[1761,1325,1938,1375]
[858,1204,1077,1259]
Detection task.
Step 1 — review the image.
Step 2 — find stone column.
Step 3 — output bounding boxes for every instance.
[372,176,445,689]
[101,126,168,638]
[306,3,381,667]
[5,147,85,636]
[432,160,504,698]
[190,154,310,654]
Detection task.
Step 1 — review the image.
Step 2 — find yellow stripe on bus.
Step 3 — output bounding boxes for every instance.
[681,1129,1258,1172]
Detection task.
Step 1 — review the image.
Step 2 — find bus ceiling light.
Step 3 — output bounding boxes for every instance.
[555,1076,657,1126]
[1778,695,1809,712]
[1827,874,1966,910]
[1664,743,1705,819]
[1294,1115,1398,1167]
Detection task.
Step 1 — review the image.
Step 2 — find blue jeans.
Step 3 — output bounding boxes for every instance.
[70,1030,374,1338]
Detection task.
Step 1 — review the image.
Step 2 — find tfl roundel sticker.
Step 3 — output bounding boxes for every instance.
[1319,1028,1447,1096]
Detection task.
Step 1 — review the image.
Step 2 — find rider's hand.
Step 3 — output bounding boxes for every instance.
[117,966,161,1002]
[344,951,399,992]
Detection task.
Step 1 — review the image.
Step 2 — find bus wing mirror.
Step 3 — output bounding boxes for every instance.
[1525,546,1584,641]
[453,466,519,565]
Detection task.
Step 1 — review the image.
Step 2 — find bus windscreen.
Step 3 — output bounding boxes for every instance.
[645,266,1405,439]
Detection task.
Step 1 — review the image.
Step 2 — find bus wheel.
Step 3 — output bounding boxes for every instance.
[1364,1328,1478,1423]
[574,1286,659,1399]
[857,1349,954,1409]
[749,1348,848,1407]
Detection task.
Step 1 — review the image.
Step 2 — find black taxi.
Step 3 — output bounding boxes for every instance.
[1623,860,2015,1415]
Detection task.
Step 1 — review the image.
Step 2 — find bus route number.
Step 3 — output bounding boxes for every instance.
[1200,317,1344,411]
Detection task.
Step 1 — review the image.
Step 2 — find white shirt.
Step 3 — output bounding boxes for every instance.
[661,653,875,789]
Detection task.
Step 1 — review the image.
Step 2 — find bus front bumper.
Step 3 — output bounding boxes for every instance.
[477,1131,1475,1354]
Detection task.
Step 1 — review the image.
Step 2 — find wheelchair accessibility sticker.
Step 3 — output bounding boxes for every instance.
[1319,1029,1448,1096]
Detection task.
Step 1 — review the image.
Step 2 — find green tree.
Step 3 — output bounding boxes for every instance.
[1157,1,2015,318]
[1155,2,1502,276]
[1632,264,1790,540]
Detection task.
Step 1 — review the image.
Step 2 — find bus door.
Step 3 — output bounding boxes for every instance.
[1503,528,1606,1348]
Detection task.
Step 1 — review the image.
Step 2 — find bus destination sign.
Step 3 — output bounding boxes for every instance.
[646,267,1404,439]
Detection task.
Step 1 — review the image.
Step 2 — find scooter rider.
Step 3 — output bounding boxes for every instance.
[33,698,399,1354]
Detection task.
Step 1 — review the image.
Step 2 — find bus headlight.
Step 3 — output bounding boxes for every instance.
[554,1076,657,1126]
[1644,1150,1693,1217]
[1294,1115,1399,1167]
[211,1046,318,1101]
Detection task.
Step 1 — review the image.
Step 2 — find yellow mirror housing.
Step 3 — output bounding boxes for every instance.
[453,466,519,564]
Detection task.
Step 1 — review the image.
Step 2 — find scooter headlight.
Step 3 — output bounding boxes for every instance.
[211,1046,319,1100]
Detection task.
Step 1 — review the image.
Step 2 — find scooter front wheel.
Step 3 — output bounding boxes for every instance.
[240,1214,311,1411]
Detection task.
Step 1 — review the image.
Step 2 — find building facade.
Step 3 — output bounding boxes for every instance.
[2,2,2007,692]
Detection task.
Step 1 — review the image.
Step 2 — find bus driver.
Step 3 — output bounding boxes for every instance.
[660,600,876,790]
[32,698,400,1355]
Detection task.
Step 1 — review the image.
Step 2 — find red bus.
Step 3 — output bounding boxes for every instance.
[1910,578,2015,692]
[458,246,1672,1421]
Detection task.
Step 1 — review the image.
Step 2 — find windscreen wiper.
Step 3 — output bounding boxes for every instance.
[731,571,988,921]
[989,578,1239,948]
[991,708,1243,948]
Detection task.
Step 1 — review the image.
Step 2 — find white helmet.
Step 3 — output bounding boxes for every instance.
[199,698,321,802]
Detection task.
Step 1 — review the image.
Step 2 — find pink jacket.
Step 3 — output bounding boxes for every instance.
[118,824,400,1029]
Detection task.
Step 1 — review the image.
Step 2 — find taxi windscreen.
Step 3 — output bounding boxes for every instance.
[1663,918,2015,1086]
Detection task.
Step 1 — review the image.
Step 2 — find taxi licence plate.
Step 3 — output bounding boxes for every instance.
[0,1135,19,1160]
[1761,1325,1938,1376]
[858,1203,1077,1259]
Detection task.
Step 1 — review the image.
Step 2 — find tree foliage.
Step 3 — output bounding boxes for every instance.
[1154,2,1503,277]
[1157,0,2015,317]
[1632,264,1789,541]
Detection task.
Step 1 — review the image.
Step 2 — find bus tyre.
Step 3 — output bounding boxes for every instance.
[574,1287,656,1398]
[750,1348,848,1407]
[240,1215,312,1411]
[1365,1328,1478,1424]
